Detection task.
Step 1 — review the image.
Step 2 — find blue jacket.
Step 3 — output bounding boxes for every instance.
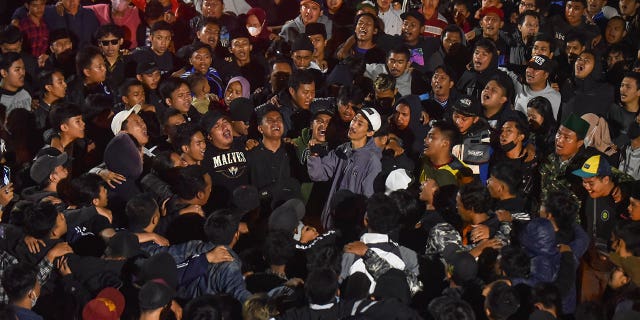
[513,218,561,287]
[307,138,382,229]
[177,247,251,303]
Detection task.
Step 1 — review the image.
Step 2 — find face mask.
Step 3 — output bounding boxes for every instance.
[500,141,517,152]
[272,72,290,92]
[378,97,394,110]
[528,119,541,131]
[247,26,261,37]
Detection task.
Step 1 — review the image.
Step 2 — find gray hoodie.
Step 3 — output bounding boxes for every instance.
[307,138,382,229]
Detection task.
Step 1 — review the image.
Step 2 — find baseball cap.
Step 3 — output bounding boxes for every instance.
[443,244,478,285]
[110,104,141,135]
[30,153,69,184]
[452,95,481,117]
[358,107,382,132]
[305,23,327,38]
[291,34,314,52]
[268,198,305,232]
[385,168,412,195]
[136,61,159,75]
[561,113,590,140]
[82,287,125,320]
[300,0,322,8]
[400,10,426,26]
[572,155,612,178]
[200,110,229,133]
[232,185,260,214]
[479,6,504,21]
[356,0,377,11]
[527,55,553,73]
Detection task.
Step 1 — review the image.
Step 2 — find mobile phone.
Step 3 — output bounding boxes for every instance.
[0,165,9,188]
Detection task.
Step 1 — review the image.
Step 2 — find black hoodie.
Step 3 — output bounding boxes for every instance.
[456,46,505,102]
[560,53,614,122]
[390,95,428,161]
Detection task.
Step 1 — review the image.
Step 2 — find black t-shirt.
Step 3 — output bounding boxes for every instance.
[202,143,250,210]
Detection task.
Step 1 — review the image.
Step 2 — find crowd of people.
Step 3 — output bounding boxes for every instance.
[0,0,640,319]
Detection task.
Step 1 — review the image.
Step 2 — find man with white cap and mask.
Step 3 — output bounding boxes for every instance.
[307,107,383,229]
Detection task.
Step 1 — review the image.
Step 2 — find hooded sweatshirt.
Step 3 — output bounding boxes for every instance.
[560,54,614,122]
[512,218,561,287]
[456,47,504,102]
[391,95,427,161]
[307,138,382,229]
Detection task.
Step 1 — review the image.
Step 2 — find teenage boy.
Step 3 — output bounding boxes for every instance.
[36,69,67,130]
[130,21,175,75]
[0,52,31,114]
[308,107,383,229]
[18,0,49,59]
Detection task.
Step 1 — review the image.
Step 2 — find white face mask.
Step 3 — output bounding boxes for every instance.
[247,26,261,37]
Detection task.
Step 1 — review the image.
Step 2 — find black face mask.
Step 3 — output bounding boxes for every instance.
[568,53,579,65]
[447,42,464,56]
[377,97,394,110]
[501,141,517,152]
[272,72,290,92]
[529,119,542,131]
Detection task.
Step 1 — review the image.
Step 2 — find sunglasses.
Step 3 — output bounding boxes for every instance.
[100,39,119,46]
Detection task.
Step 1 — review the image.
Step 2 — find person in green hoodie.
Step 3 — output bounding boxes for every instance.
[290,109,333,218]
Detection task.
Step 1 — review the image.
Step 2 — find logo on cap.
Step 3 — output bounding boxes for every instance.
[533,55,545,66]
[460,98,471,107]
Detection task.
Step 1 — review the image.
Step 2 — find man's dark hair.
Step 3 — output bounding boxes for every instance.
[305,268,338,305]
[337,86,364,106]
[183,295,223,320]
[374,73,395,91]
[624,71,640,89]
[71,173,105,207]
[430,120,461,147]
[159,77,190,100]
[172,122,203,152]
[1,262,38,302]
[353,13,380,38]
[428,296,476,320]
[75,45,103,77]
[433,64,458,83]
[531,283,562,314]
[565,31,586,47]
[144,0,164,20]
[288,69,315,91]
[170,165,208,200]
[49,102,83,133]
[490,162,521,196]
[542,190,579,232]
[517,10,540,25]
[533,33,556,53]
[257,106,282,124]
[95,24,125,41]
[485,281,520,320]
[0,52,22,71]
[119,78,144,98]
[474,38,498,57]
[459,182,491,213]
[365,193,400,234]
[197,17,221,32]
[263,230,296,266]
[499,245,531,278]
[387,45,411,61]
[126,193,159,231]
[38,68,62,97]
[24,201,59,238]
[614,221,640,256]
[204,209,239,245]
[150,21,173,34]
[441,24,463,40]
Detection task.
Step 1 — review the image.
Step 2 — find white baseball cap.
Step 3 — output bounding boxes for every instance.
[110,104,141,135]
[359,107,381,132]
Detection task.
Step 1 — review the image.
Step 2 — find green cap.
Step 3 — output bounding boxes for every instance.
[561,113,590,140]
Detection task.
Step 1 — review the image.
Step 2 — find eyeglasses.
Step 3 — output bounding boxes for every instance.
[99,39,119,46]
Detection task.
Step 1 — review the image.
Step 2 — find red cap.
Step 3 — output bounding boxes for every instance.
[82,287,125,320]
[480,6,504,21]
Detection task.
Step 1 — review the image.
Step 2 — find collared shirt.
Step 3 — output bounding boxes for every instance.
[18,17,49,57]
